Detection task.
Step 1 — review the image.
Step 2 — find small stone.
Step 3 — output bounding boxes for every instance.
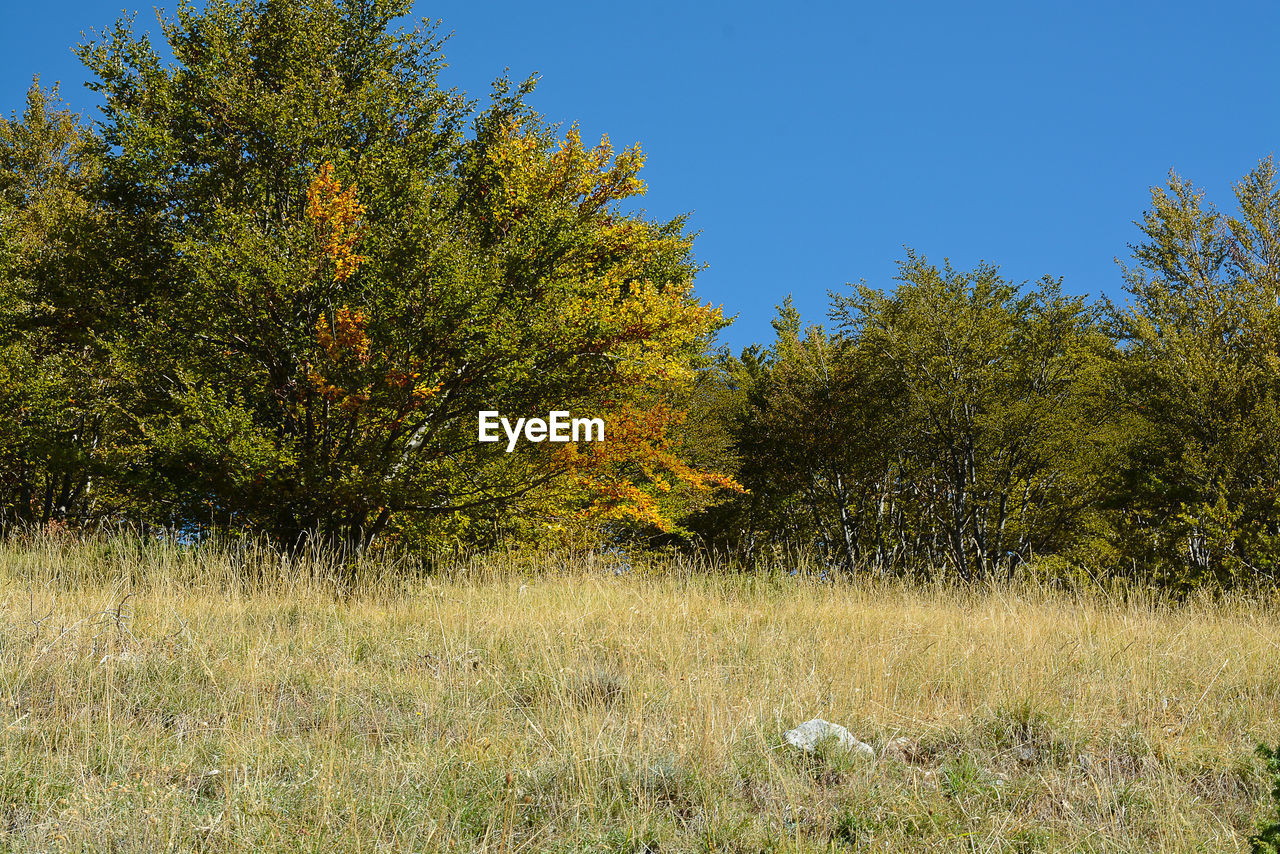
[783,719,875,759]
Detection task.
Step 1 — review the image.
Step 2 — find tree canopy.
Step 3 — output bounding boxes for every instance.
[1,0,738,553]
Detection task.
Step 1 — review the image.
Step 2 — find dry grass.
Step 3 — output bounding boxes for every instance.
[0,535,1277,852]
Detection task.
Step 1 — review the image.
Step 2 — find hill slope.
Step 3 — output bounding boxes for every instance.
[0,542,1275,851]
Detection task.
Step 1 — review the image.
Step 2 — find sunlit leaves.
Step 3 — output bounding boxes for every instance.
[59,0,735,550]
[307,162,367,283]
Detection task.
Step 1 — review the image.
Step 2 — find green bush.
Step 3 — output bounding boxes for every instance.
[1252,742,1280,853]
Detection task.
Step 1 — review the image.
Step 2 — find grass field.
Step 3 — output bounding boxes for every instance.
[0,536,1277,852]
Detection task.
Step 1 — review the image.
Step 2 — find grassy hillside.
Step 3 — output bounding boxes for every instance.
[0,537,1276,852]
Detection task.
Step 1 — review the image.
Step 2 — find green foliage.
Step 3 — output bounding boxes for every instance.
[58,0,729,553]
[1252,742,1280,853]
[1110,157,1280,589]
[695,255,1112,581]
[690,159,1280,590]
[0,81,123,531]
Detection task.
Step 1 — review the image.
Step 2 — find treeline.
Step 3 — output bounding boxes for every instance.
[689,163,1280,589]
[2,1,1279,590]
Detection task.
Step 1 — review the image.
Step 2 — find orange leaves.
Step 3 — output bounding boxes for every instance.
[409,378,443,408]
[308,306,371,413]
[307,374,367,413]
[302,162,374,421]
[555,402,744,531]
[308,303,442,423]
[316,305,371,365]
[384,368,441,406]
[466,125,733,534]
[306,162,367,282]
[300,151,440,425]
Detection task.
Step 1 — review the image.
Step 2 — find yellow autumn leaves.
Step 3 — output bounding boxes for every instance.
[485,121,647,220]
[475,124,740,530]
[306,161,367,283]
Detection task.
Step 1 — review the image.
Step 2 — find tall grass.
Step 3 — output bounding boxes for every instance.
[0,531,1276,851]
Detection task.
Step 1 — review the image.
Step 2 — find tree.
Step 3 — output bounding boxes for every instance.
[834,252,1109,581]
[0,82,119,531]
[695,300,899,571]
[77,0,734,552]
[1110,157,1280,588]
[699,255,1110,580]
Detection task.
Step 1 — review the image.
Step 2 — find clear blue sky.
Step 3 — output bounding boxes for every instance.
[4,2,1279,350]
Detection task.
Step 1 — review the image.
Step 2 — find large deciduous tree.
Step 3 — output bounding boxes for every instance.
[77,0,733,552]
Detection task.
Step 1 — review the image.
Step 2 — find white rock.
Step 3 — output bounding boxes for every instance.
[783,719,875,759]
